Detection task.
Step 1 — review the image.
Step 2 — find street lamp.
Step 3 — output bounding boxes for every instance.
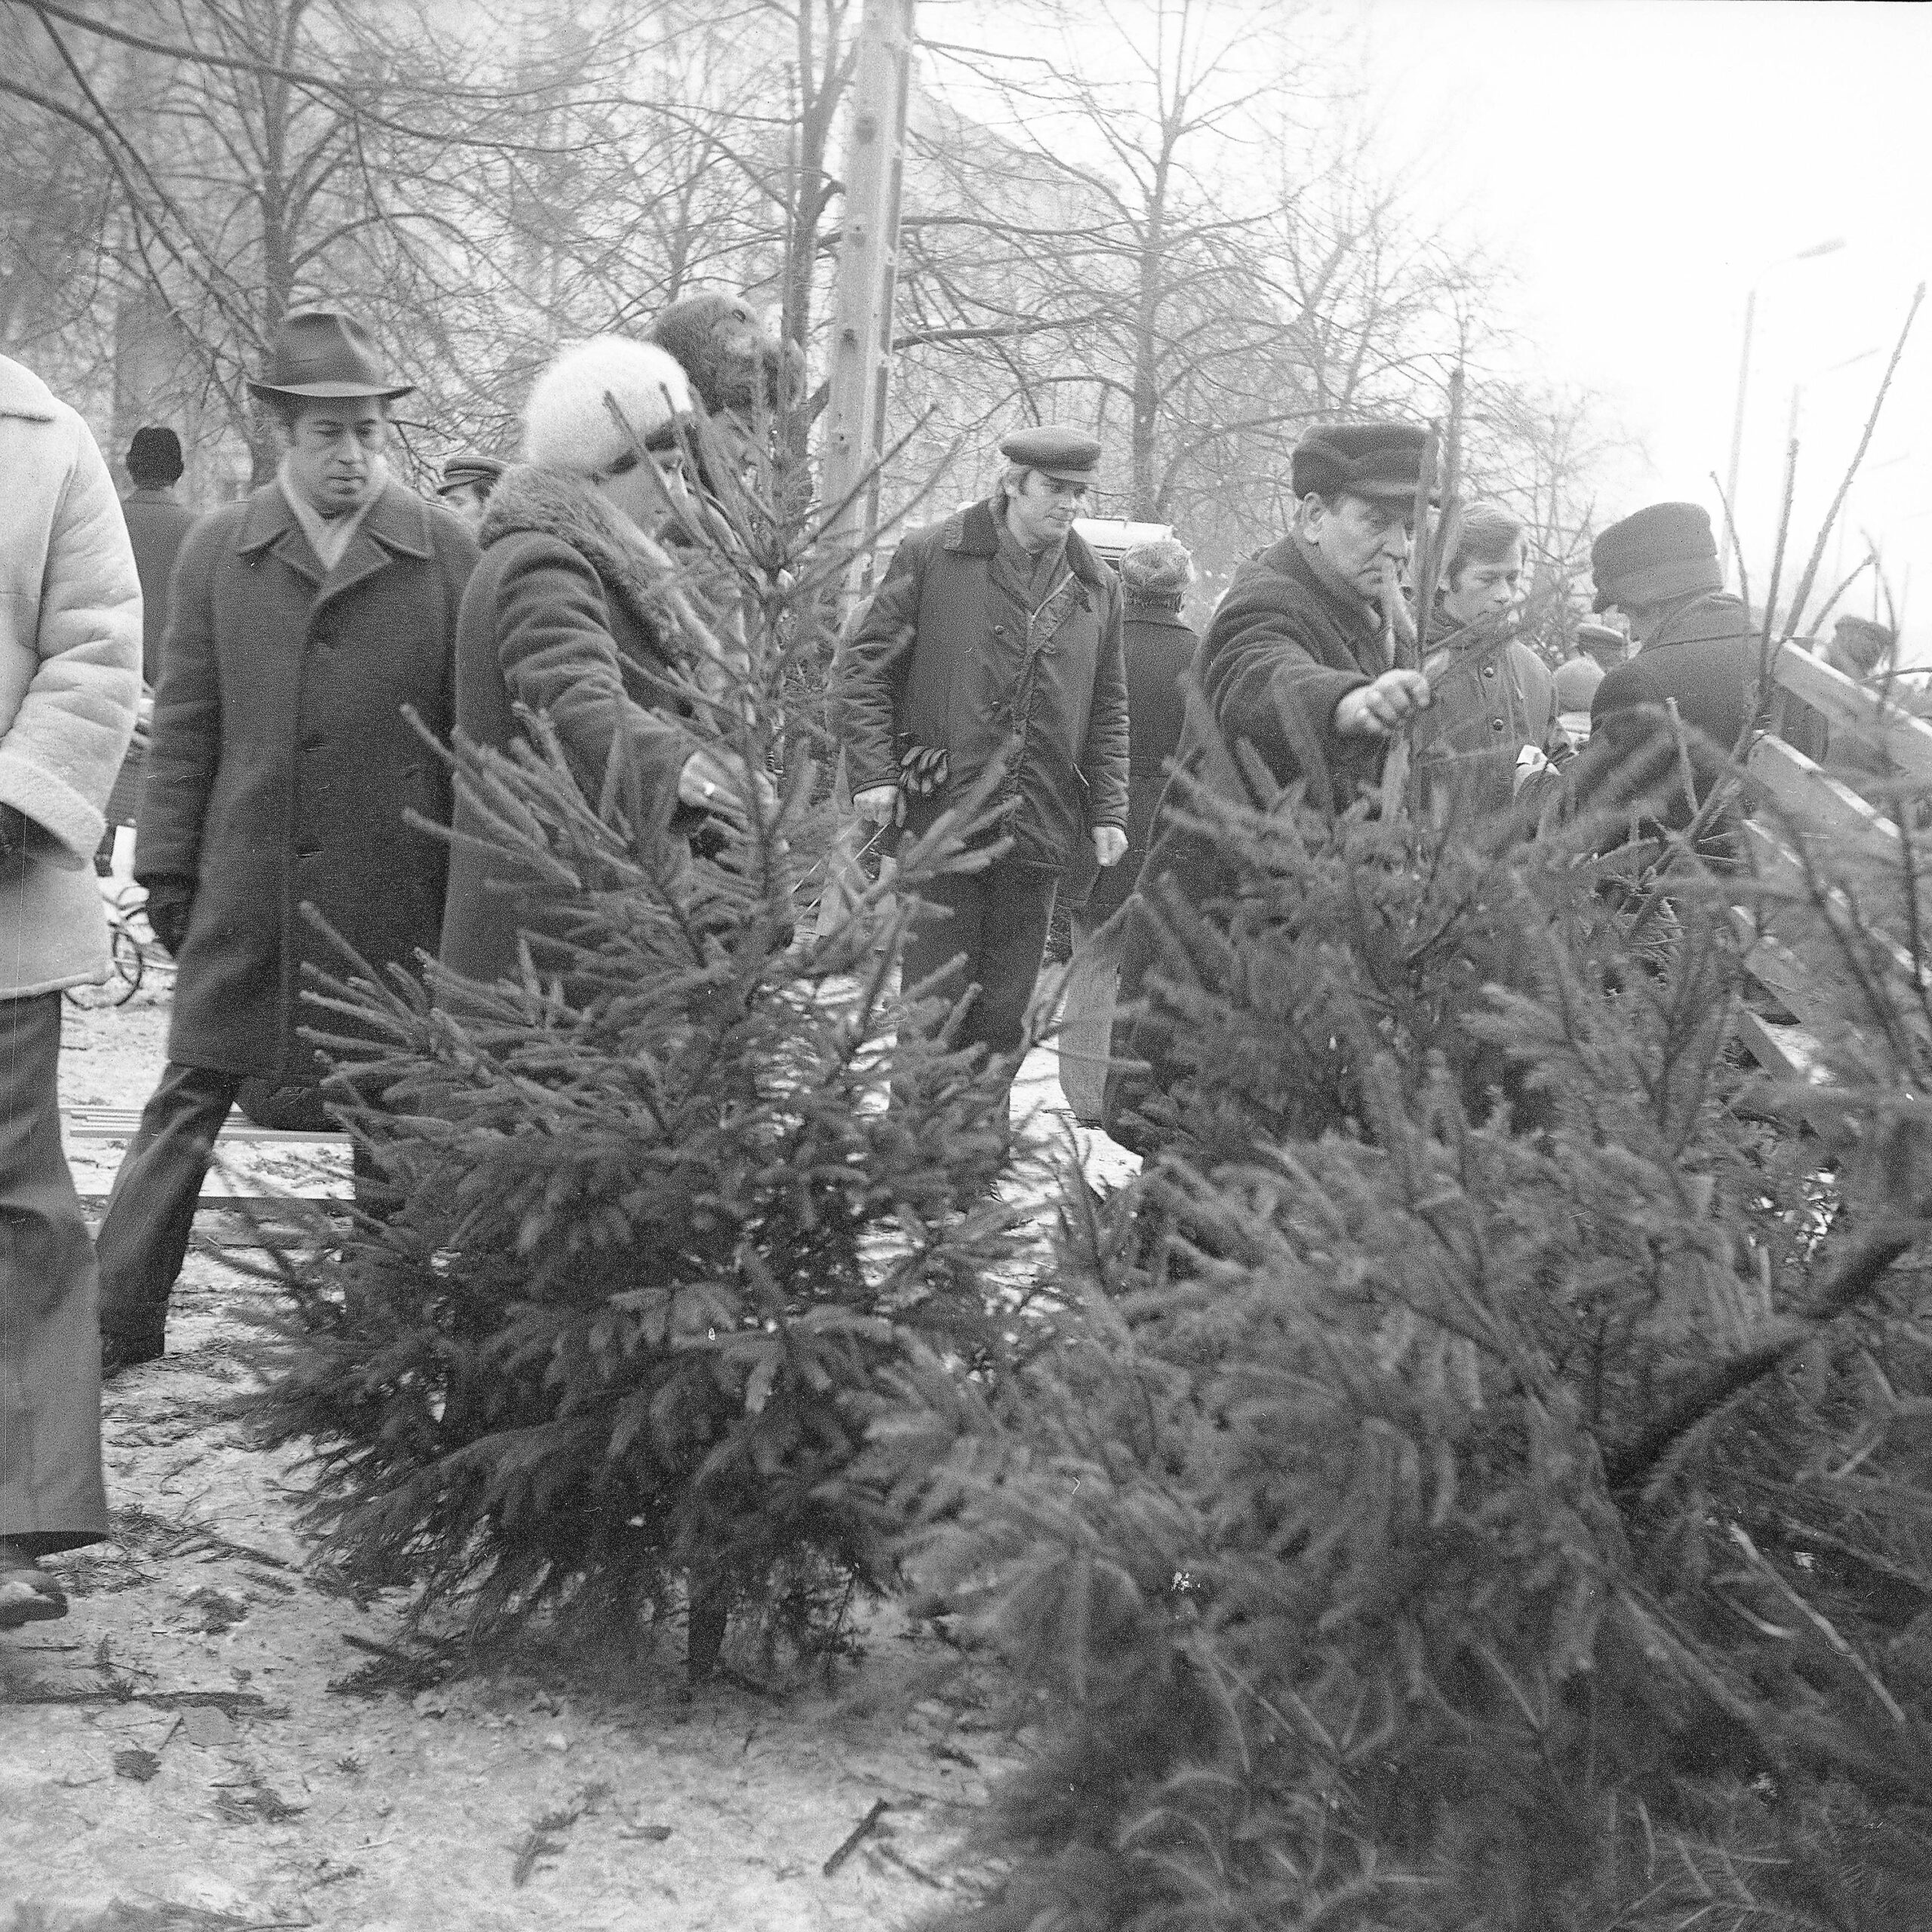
[1786,343,1881,443]
[1722,235,1847,570]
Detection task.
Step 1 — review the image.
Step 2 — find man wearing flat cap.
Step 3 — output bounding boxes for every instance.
[96,306,479,1375]
[1580,500,1758,839]
[436,451,505,533]
[833,425,1129,1122]
[1780,612,1900,785]
[1103,418,1435,1146]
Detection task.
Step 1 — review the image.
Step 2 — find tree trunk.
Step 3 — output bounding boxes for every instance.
[686,1571,730,1681]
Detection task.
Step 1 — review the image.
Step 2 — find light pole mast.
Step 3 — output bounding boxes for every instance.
[820,0,916,598]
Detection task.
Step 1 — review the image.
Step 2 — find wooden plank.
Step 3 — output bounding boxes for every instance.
[1770,645,1932,783]
[1730,1010,1861,1133]
[1734,1006,1820,1081]
[1741,821,1919,967]
[1748,734,1902,869]
[61,1105,346,1144]
[1737,926,1865,1044]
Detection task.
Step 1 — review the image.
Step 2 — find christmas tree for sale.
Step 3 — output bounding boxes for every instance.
[881,749,1932,1931]
[256,409,1046,1678]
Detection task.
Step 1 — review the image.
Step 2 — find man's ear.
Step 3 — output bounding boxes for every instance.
[1296,491,1327,539]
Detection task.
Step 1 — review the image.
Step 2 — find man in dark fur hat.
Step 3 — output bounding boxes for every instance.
[1578,501,1758,838]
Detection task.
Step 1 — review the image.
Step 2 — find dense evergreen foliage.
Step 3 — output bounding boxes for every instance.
[881,764,1932,1930]
[255,428,1045,1675]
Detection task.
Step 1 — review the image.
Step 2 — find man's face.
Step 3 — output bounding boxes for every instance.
[1443,540,1526,630]
[1614,601,1663,646]
[1004,469,1089,552]
[439,481,490,531]
[1303,491,1413,600]
[282,397,389,517]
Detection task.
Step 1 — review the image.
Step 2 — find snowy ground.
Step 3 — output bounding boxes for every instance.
[3,969,1134,1930]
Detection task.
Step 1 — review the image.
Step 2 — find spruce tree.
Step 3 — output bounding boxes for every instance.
[880,756,1932,1930]
[256,414,1048,1677]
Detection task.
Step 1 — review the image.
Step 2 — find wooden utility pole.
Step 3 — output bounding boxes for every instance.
[820,0,915,595]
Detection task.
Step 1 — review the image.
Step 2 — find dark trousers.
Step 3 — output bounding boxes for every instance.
[95,1061,380,1346]
[0,993,106,1552]
[901,855,1058,1105]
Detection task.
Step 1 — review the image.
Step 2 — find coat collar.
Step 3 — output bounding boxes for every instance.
[477,463,686,653]
[235,477,433,593]
[1125,602,1193,631]
[1640,590,1752,653]
[1259,531,1380,642]
[943,495,1112,592]
[0,355,57,423]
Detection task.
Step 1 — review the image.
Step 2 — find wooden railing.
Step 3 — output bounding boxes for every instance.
[1737,645,1932,1079]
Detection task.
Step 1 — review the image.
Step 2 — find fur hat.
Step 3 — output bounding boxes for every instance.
[645,294,803,419]
[1292,421,1429,503]
[1590,502,1721,614]
[522,337,695,475]
[1119,537,1194,604]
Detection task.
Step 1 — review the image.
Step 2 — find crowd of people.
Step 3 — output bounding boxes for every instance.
[0,294,1905,1632]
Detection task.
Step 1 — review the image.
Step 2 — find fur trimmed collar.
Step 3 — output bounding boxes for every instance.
[941,494,1113,592]
[479,463,678,642]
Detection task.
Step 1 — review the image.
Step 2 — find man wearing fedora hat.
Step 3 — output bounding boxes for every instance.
[96,307,479,1375]
[834,425,1130,1123]
[1580,500,1758,841]
[1104,419,1435,1146]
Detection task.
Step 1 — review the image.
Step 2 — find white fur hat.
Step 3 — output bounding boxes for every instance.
[522,337,696,474]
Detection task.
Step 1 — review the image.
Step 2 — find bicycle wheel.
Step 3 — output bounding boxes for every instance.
[65,924,144,1009]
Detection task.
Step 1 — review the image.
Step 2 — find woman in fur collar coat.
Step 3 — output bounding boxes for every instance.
[438,337,742,985]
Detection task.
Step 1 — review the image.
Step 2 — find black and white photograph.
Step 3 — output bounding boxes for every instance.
[3,1,1931,1925]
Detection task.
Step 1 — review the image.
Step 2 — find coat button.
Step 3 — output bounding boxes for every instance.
[1491,718,1506,732]
[1481,664,1497,678]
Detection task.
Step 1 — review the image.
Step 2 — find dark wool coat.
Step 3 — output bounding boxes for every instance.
[438,465,697,986]
[833,496,1129,871]
[1105,532,1384,1145]
[1580,591,1759,833]
[1078,601,1198,924]
[137,477,477,1081]
[120,488,197,688]
[1412,611,1568,823]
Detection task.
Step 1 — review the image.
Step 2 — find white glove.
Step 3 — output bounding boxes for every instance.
[1512,745,1551,796]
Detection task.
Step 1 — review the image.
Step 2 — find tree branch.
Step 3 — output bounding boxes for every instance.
[1604,1227,1924,1495]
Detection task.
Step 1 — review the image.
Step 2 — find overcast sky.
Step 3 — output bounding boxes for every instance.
[1361,0,1932,651]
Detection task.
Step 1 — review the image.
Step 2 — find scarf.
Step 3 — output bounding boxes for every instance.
[991,497,1069,615]
[278,455,387,573]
